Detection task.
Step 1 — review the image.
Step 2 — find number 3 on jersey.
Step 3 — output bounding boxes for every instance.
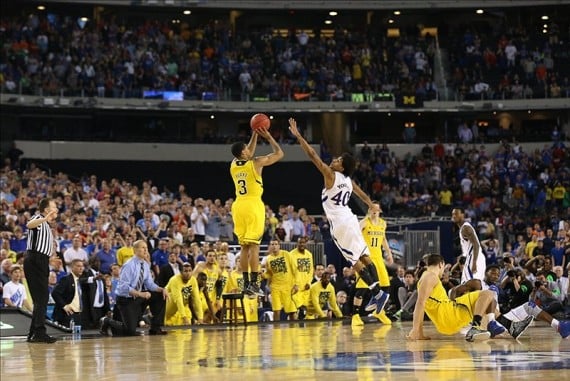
[237,179,247,195]
[330,190,350,206]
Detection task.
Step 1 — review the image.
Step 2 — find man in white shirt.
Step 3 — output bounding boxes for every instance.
[554,266,569,304]
[505,41,517,67]
[63,235,89,272]
[474,80,490,96]
[3,265,33,311]
[191,204,209,242]
[281,214,294,242]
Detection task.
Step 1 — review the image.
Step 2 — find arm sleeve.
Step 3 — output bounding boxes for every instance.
[143,264,160,292]
[289,252,300,286]
[190,277,204,320]
[328,285,343,318]
[308,253,314,284]
[311,285,326,318]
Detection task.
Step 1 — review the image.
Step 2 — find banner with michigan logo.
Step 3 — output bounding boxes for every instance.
[395,93,424,108]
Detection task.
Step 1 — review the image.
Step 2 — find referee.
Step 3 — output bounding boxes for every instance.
[25,198,58,343]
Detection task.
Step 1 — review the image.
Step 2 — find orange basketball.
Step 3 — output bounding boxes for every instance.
[250,113,270,132]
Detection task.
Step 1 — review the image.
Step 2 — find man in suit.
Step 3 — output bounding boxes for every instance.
[311,263,325,284]
[81,256,110,329]
[52,259,86,327]
[156,250,183,288]
[326,264,344,292]
[389,265,406,311]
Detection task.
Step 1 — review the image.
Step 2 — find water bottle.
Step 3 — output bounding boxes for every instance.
[69,319,75,333]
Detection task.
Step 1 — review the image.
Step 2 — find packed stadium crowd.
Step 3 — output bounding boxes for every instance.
[446,20,570,101]
[0,11,438,101]
[2,9,568,101]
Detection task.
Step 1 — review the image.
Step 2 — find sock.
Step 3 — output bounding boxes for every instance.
[353,296,363,316]
[497,315,512,330]
[551,318,560,330]
[243,272,250,288]
[486,313,495,322]
[251,272,258,284]
[472,315,482,327]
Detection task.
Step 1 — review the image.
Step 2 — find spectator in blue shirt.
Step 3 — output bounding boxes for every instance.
[151,239,170,275]
[95,238,117,275]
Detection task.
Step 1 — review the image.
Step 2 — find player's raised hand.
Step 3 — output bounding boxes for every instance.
[257,127,272,140]
[288,118,300,137]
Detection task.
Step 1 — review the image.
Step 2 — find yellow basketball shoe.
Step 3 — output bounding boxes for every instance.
[372,310,392,325]
[351,314,364,327]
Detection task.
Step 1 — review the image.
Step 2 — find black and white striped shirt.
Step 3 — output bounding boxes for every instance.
[26,214,54,256]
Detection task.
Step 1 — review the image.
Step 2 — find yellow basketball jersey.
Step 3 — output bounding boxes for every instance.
[225,270,244,293]
[289,249,314,287]
[420,274,474,335]
[230,159,263,199]
[266,250,295,290]
[357,217,390,288]
[204,264,220,301]
[361,217,387,258]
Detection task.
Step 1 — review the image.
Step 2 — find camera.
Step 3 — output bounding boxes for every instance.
[506,270,516,278]
[534,281,544,288]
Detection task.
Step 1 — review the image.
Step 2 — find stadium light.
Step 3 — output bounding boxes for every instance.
[37,5,46,10]
[393,11,401,15]
[541,15,549,20]
[476,9,484,14]
[329,11,337,16]
[183,10,191,15]
[388,19,394,24]
[325,20,332,25]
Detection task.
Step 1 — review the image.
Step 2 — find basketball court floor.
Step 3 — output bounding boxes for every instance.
[1,320,569,380]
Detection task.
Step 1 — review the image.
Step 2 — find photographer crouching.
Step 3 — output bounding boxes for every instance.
[531,270,564,316]
[499,269,533,314]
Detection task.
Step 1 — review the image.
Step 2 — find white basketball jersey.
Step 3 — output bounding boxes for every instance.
[459,222,482,258]
[321,171,368,264]
[322,172,353,218]
[460,222,486,283]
